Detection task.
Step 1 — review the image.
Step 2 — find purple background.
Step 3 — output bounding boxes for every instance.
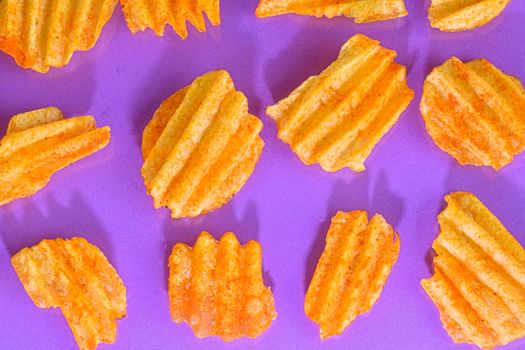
[1,1,525,349]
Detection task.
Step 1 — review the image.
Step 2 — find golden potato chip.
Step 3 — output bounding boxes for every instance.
[0,0,118,73]
[305,211,400,339]
[120,0,220,39]
[420,57,525,170]
[141,70,264,218]
[12,237,126,350]
[428,0,511,32]
[266,34,414,172]
[255,0,408,22]
[421,192,525,350]
[0,107,111,206]
[169,231,276,340]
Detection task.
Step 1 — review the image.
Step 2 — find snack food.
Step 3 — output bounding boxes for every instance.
[120,0,220,39]
[0,107,111,206]
[265,34,413,172]
[421,57,525,170]
[0,0,118,73]
[141,70,264,218]
[255,0,408,22]
[428,0,511,32]
[305,211,400,339]
[12,237,126,350]
[169,231,276,340]
[421,192,525,349]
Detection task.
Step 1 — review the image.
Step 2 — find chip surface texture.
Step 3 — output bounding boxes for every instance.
[11,237,127,350]
[421,192,525,350]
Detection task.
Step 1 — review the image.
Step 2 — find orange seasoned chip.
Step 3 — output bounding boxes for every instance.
[141,70,264,218]
[421,192,525,349]
[428,0,511,32]
[0,107,111,206]
[0,0,117,73]
[305,211,400,339]
[120,0,220,39]
[420,57,525,170]
[266,34,413,172]
[255,0,408,22]
[12,237,126,350]
[169,231,276,340]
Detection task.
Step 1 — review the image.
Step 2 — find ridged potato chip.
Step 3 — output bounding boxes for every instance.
[141,70,264,218]
[428,0,511,32]
[120,0,220,39]
[12,237,126,350]
[421,57,525,170]
[169,231,276,340]
[0,0,117,73]
[305,211,400,339]
[266,34,414,172]
[421,192,525,350]
[0,107,111,206]
[256,0,408,22]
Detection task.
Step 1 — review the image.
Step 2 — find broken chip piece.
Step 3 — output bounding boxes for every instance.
[255,0,408,22]
[420,57,525,170]
[0,0,118,73]
[141,70,264,218]
[305,211,400,339]
[120,0,220,39]
[0,107,111,206]
[12,237,126,350]
[265,34,414,172]
[428,0,511,32]
[169,231,276,340]
[421,192,525,350]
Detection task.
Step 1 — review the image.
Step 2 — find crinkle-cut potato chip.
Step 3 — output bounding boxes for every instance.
[421,192,525,350]
[421,57,525,170]
[169,231,276,340]
[120,0,220,39]
[266,34,414,172]
[0,107,111,206]
[255,0,408,23]
[141,70,264,218]
[12,237,126,350]
[0,0,118,73]
[305,211,400,339]
[428,0,511,32]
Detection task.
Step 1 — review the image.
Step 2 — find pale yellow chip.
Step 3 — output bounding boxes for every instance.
[169,231,276,340]
[420,57,525,170]
[120,0,220,39]
[0,0,117,73]
[428,0,511,32]
[305,211,400,339]
[0,107,111,206]
[266,34,413,172]
[12,237,127,350]
[256,0,408,22]
[421,192,525,350]
[141,70,264,218]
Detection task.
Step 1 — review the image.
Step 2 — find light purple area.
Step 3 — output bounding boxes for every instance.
[1,1,525,349]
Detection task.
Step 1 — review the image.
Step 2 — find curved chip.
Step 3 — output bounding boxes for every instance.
[421,192,525,350]
[428,0,511,32]
[120,0,220,39]
[420,57,525,170]
[169,231,276,340]
[305,211,400,339]
[255,0,408,22]
[11,237,126,350]
[0,0,118,73]
[0,107,111,206]
[266,34,414,172]
[141,70,264,218]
